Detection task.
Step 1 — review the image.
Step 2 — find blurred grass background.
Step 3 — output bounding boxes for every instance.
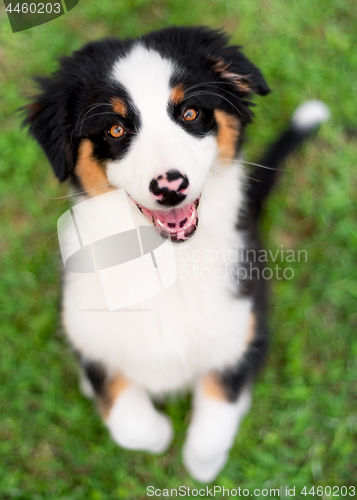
[0,0,357,498]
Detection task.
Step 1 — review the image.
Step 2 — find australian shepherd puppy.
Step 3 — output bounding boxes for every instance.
[24,26,328,482]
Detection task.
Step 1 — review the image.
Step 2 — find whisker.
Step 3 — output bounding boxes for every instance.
[186,83,248,110]
[209,163,262,183]
[70,103,113,144]
[184,81,243,91]
[239,173,262,183]
[33,183,114,201]
[76,102,112,128]
[71,111,118,145]
[183,91,244,120]
[239,160,286,171]
[211,158,286,172]
[243,89,264,105]
[183,81,265,105]
[78,111,117,137]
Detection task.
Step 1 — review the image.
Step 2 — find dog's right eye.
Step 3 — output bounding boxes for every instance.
[183,108,198,122]
[108,125,126,138]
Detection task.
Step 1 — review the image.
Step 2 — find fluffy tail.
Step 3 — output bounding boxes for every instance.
[248,100,330,219]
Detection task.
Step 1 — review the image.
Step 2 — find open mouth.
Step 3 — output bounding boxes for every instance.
[131,197,200,242]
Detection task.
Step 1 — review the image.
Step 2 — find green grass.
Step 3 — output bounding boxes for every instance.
[1,0,357,498]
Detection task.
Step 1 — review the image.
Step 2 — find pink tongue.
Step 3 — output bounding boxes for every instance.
[153,204,193,224]
[132,195,199,240]
[152,203,197,235]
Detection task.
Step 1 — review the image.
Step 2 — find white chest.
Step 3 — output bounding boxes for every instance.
[62,163,253,393]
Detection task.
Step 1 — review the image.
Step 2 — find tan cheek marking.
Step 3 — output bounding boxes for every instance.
[98,374,130,419]
[202,373,227,402]
[170,84,185,105]
[111,97,127,118]
[214,109,240,162]
[76,139,115,197]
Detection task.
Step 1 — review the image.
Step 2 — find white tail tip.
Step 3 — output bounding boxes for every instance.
[292,100,330,130]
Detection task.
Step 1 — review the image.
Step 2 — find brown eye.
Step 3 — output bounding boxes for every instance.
[108,125,125,138]
[183,108,198,122]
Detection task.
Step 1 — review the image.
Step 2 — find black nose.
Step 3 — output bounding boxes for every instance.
[149,169,189,207]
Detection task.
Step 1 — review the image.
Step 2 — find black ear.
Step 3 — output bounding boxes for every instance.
[195,27,270,96]
[23,75,77,182]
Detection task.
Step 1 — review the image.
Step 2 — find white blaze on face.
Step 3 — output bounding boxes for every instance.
[107,44,217,210]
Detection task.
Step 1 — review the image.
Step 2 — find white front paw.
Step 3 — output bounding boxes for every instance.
[110,411,173,453]
[142,412,174,454]
[106,387,173,454]
[182,441,228,483]
[182,387,252,481]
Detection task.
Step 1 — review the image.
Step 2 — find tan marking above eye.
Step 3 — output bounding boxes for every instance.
[170,84,185,105]
[183,108,198,122]
[108,124,125,138]
[111,97,127,117]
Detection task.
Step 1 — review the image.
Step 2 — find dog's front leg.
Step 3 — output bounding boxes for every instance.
[104,382,173,453]
[83,365,173,454]
[183,374,252,482]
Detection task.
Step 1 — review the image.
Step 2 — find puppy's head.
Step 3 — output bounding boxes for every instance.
[25,27,269,242]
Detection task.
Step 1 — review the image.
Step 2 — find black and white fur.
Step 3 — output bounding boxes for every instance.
[24,27,329,482]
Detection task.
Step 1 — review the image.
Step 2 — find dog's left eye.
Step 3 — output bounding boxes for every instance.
[183,108,198,122]
[108,125,126,138]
